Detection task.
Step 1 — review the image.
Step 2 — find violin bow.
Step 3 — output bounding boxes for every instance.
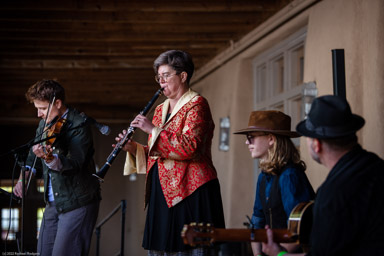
[26,93,56,194]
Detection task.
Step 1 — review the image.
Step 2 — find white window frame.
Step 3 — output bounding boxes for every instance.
[251,27,307,180]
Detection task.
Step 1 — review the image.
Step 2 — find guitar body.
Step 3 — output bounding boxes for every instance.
[181,201,314,248]
[287,201,313,247]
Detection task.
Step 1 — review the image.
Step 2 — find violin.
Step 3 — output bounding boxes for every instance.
[42,117,66,161]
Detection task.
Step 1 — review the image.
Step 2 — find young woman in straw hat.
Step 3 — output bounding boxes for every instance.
[234,110,315,255]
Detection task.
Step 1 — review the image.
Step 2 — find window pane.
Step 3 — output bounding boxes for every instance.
[1,208,19,240]
[272,56,284,95]
[291,45,304,87]
[271,103,284,112]
[256,64,267,103]
[37,184,44,193]
[36,178,45,193]
[0,186,13,193]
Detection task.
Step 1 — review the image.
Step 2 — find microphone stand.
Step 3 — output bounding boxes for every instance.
[2,134,59,253]
[1,121,87,253]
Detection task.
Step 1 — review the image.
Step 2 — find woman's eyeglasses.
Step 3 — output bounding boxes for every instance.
[155,73,178,83]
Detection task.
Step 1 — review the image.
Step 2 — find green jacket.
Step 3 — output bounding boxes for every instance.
[25,107,101,213]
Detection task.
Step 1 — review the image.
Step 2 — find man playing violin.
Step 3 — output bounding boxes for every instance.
[14,79,101,256]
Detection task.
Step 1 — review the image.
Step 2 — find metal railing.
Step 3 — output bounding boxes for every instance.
[95,200,126,256]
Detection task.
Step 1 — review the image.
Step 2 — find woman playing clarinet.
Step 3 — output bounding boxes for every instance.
[116,50,225,256]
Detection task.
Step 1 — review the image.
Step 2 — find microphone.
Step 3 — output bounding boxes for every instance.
[80,113,111,135]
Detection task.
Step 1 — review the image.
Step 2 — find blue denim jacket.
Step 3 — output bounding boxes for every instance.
[251,165,314,229]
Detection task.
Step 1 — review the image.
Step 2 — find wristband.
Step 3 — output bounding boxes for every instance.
[18,179,23,183]
[277,251,287,256]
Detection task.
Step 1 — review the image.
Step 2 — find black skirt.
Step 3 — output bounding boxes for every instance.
[142,163,225,252]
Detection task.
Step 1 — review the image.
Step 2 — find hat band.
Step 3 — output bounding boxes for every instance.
[247,125,290,132]
[305,118,354,137]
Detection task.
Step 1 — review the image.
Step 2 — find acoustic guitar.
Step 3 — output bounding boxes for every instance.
[181,201,313,250]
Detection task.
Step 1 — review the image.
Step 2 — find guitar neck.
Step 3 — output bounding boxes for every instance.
[210,228,297,243]
[182,202,313,247]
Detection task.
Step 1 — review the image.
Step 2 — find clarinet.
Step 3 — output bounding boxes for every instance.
[93,87,164,182]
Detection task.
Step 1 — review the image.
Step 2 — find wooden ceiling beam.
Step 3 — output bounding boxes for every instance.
[0,10,268,24]
[0,59,155,69]
[0,31,238,43]
[0,0,278,12]
[0,55,211,69]
[0,20,261,33]
[0,43,225,55]
[0,55,212,65]
[0,40,223,50]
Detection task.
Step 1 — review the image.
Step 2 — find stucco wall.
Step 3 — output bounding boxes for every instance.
[303,0,384,189]
[192,0,384,227]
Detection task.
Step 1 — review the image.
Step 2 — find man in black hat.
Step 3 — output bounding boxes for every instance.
[263,95,384,256]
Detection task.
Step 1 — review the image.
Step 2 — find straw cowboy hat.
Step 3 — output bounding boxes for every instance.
[234,110,300,138]
[296,95,365,139]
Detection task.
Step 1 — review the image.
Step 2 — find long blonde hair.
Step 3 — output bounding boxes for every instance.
[259,134,306,175]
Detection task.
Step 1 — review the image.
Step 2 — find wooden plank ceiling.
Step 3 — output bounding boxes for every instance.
[0,0,292,124]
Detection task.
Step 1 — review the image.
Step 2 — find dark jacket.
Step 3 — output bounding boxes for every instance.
[25,107,101,213]
[308,145,384,256]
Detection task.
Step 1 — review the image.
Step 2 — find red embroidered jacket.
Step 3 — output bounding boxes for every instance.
[124,89,218,207]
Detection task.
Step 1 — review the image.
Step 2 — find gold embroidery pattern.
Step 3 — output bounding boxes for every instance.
[145,95,218,208]
[163,159,175,170]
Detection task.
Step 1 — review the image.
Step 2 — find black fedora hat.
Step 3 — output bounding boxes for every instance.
[296,95,365,139]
